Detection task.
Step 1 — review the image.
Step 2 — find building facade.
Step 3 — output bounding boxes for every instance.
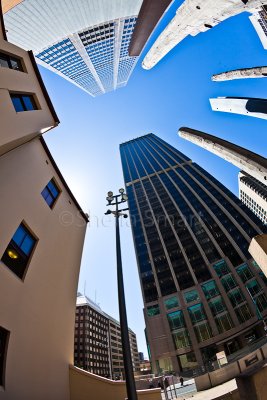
[74,294,140,380]
[239,171,267,225]
[250,5,267,50]
[0,5,88,398]
[120,133,267,375]
[3,0,143,96]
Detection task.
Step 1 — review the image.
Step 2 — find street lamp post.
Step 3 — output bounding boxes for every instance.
[105,188,138,400]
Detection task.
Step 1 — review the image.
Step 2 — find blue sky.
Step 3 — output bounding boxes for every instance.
[41,4,267,357]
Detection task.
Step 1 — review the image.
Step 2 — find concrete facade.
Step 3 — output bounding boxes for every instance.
[210,97,267,121]
[178,128,267,186]
[142,0,267,70]
[212,66,267,81]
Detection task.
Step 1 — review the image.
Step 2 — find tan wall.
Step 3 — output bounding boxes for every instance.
[0,38,57,156]
[69,366,161,400]
[196,343,267,392]
[249,235,267,278]
[2,0,24,13]
[0,138,87,400]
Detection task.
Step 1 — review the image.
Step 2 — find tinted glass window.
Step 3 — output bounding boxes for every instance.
[1,223,37,279]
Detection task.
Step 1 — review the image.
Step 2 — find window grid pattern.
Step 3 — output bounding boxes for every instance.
[36,17,139,96]
[117,18,138,85]
[120,134,267,365]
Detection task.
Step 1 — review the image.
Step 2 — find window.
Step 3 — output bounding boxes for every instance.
[228,288,245,308]
[177,352,197,371]
[10,93,38,112]
[0,52,23,71]
[213,260,229,278]
[235,303,252,323]
[221,275,237,292]
[184,289,200,304]
[202,281,219,300]
[147,304,160,317]
[215,313,233,333]
[172,330,191,349]
[246,280,261,297]
[209,297,226,316]
[1,223,37,279]
[164,296,179,310]
[167,311,185,330]
[0,326,9,387]
[188,303,207,324]
[236,264,253,283]
[41,179,60,208]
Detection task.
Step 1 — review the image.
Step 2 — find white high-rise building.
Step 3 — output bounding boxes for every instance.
[239,171,267,225]
[4,0,143,96]
[249,5,267,50]
[210,97,267,121]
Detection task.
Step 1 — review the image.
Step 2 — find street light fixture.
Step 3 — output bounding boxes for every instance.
[104,189,137,400]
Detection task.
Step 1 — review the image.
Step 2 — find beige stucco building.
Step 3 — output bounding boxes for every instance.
[0,3,88,399]
[0,4,161,399]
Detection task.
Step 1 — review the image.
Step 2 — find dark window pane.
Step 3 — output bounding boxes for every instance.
[147,304,160,317]
[1,223,36,279]
[10,57,22,71]
[47,180,59,197]
[11,96,24,112]
[41,179,60,208]
[0,326,9,387]
[22,95,36,111]
[20,235,35,256]
[0,54,9,68]
[12,225,27,247]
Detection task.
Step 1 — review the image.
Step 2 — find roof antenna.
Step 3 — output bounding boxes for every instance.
[84,280,87,296]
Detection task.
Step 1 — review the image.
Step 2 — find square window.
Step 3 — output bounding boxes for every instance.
[1,223,37,279]
[0,326,9,387]
[41,179,60,208]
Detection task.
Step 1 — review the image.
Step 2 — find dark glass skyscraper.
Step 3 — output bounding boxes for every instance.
[120,133,267,375]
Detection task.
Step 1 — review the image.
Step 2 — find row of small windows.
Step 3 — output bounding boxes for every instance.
[240,190,267,223]
[1,179,60,280]
[0,52,40,114]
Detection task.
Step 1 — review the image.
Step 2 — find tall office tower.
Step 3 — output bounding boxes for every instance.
[75,294,111,378]
[3,0,143,96]
[74,294,140,380]
[142,0,267,69]
[249,5,267,50]
[120,133,267,375]
[239,172,267,225]
[210,97,267,121]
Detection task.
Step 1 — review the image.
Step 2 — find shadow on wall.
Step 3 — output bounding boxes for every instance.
[69,366,161,400]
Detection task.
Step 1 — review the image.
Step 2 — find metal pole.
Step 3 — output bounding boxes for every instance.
[115,199,138,400]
